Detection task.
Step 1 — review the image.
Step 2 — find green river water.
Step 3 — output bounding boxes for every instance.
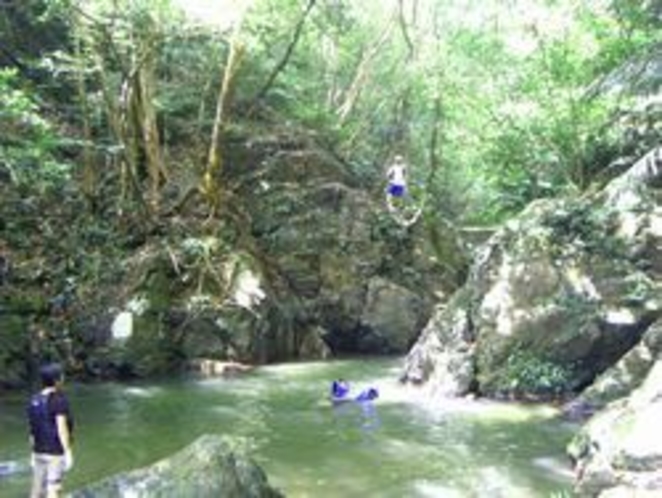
[0,358,576,497]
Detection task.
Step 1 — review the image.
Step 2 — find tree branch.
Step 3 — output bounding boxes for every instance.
[398,0,415,60]
[250,0,317,107]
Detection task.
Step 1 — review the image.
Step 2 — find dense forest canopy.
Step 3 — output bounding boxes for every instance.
[1,0,660,224]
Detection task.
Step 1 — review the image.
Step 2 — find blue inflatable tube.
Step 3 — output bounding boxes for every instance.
[330,380,378,403]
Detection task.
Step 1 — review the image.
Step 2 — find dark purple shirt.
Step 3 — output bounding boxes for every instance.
[27,391,73,455]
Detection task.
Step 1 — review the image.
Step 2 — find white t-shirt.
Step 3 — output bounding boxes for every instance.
[388,163,406,186]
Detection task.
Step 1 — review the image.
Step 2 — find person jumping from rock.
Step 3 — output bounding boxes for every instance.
[386,155,408,212]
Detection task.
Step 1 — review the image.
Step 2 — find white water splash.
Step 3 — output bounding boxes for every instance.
[123,386,162,398]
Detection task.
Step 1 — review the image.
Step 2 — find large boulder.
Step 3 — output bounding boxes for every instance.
[93,246,319,375]
[356,277,427,354]
[400,288,475,396]
[565,319,662,418]
[588,47,662,98]
[402,147,662,399]
[70,434,283,498]
[568,342,662,497]
[232,135,467,356]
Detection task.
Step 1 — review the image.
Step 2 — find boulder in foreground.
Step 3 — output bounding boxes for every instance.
[70,434,284,498]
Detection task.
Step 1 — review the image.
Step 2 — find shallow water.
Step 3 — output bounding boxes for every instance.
[0,358,575,497]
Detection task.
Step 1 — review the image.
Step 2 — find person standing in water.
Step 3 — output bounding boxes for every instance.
[27,363,74,498]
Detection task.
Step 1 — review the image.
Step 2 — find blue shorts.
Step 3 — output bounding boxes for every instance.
[388,184,405,197]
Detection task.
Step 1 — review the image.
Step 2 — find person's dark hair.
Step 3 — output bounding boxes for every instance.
[39,363,63,387]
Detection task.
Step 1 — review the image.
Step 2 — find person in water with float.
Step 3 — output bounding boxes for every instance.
[330,379,379,404]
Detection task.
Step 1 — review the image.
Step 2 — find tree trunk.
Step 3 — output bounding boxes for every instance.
[203,36,245,216]
[96,56,139,212]
[250,0,317,107]
[427,94,442,187]
[75,35,97,212]
[138,53,166,213]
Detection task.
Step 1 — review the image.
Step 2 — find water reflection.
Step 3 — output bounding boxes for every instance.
[331,398,381,435]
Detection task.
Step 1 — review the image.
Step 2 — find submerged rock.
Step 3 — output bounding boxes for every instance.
[70,434,283,498]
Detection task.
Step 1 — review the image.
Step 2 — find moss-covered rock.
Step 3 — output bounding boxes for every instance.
[70,434,283,498]
[569,347,662,497]
[402,150,662,400]
[400,287,475,396]
[566,319,662,414]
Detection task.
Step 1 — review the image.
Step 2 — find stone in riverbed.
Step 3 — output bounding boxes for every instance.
[70,434,284,498]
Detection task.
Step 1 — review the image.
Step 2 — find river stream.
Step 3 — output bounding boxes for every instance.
[0,358,575,497]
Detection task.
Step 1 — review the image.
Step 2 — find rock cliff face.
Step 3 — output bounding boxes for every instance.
[226,133,467,357]
[102,132,467,375]
[0,129,468,384]
[401,147,662,399]
[70,434,284,498]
